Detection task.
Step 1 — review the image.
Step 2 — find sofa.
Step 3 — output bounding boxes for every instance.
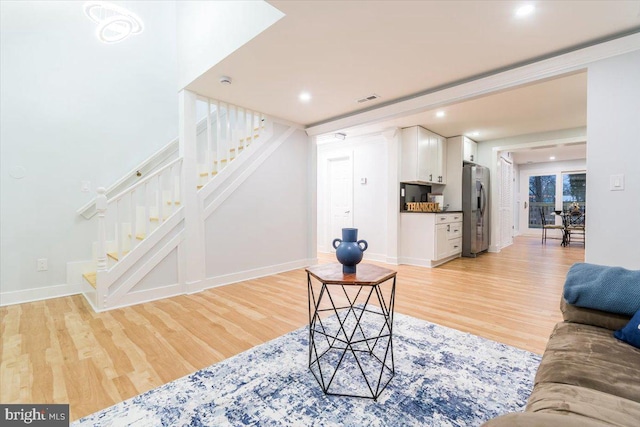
[484,265,640,427]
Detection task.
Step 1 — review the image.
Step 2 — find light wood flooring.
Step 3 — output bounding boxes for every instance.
[0,236,584,421]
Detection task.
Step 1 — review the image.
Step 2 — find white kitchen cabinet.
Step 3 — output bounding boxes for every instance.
[401,126,447,184]
[463,136,478,163]
[399,212,463,267]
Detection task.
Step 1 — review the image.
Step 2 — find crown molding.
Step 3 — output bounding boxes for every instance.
[305,32,640,137]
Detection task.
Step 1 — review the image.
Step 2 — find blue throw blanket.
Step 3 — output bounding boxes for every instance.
[563,263,640,316]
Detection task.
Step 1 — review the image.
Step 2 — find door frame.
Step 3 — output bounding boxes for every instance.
[518,167,587,236]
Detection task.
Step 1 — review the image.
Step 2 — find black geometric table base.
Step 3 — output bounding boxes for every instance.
[306,263,397,400]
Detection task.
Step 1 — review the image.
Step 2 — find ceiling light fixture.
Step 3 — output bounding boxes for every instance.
[436,111,446,118]
[549,156,556,160]
[334,133,346,141]
[515,4,535,17]
[219,76,232,85]
[299,92,311,102]
[84,1,144,44]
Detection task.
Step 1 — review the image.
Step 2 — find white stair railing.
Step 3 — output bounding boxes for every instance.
[195,96,267,190]
[96,157,183,278]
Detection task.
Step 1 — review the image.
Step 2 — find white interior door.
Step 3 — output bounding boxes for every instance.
[327,156,353,248]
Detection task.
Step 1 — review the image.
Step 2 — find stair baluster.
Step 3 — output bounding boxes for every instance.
[96,187,108,273]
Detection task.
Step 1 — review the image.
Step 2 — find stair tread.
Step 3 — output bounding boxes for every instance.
[166,201,181,205]
[107,251,129,261]
[83,272,97,288]
[149,216,167,222]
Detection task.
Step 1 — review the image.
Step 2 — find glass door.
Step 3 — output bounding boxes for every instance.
[521,174,557,234]
[563,172,586,213]
[519,170,587,236]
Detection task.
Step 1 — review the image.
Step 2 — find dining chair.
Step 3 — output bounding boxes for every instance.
[566,210,585,245]
[540,207,565,244]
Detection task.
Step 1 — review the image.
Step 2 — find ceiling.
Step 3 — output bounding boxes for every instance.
[511,142,587,165]
[186,1,640,146]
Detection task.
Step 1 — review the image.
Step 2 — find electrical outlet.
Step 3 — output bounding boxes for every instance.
[37,258,48,271]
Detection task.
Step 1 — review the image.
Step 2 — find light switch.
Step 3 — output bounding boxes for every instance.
[81,181,91,193]
[609,174,624,191]
[360,178,367,185]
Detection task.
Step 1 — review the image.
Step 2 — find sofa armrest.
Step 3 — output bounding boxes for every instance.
[482,412,611,427]
[561,299,630,331]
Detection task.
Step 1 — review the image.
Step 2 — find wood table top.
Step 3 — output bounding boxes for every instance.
[306,263,397,285]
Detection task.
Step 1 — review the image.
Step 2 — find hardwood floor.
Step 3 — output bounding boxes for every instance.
[0,236,584,421]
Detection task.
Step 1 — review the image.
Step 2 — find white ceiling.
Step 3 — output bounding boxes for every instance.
[186,1,640,151]
[511,143,587,165]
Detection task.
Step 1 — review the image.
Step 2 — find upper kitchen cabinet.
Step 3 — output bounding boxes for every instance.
[400,126,447,184]
[448,135,478,163]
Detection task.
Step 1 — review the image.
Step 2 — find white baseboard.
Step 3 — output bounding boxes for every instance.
[385,257,399,265]
[0,283,81,307]
[397,254,460,268]
[397,256,433,268]
[190,258,315,293]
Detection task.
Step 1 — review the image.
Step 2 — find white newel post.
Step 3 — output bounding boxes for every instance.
[96,186,108,309]
[383,128,400,265]
[179,89,206,291]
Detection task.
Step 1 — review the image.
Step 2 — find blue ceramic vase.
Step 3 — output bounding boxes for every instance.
[332,228,368,274]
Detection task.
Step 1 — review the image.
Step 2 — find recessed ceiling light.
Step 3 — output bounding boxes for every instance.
[299,92,311,102]
[549,156,556,160]
[436,111,445,118]
[515,4,535,17]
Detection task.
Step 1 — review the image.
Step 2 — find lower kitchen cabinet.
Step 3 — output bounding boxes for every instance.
[399,212,463,268]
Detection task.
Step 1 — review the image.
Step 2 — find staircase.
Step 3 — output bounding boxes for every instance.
[79,96,274,311]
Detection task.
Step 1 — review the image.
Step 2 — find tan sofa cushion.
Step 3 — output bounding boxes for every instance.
[527,383,640,426]
[561,300,631,331]
[534,322,640,403]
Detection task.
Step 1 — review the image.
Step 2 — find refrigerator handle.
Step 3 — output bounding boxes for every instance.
[480,184,487,216]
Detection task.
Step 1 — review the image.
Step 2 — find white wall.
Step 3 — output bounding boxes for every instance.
[0,1,179,296]
[176,1,284,89]
[204,127,313,279]
[317,134,389,261]
[586,50,640,269]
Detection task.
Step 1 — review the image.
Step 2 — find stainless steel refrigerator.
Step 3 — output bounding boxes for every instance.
[462,164,490,257]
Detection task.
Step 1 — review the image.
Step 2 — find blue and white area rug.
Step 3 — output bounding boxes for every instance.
[73,313,541,426]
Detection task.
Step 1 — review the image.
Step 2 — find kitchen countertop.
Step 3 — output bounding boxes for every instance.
[401,210,463,214]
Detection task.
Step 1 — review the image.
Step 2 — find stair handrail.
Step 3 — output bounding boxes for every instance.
[96,157,184,273]
[77,108,228,219]
[77,137,179,219]
[107,157,183,204]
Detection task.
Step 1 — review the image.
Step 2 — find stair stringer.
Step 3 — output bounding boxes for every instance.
[96,208,185,311]
[201,125,296,219]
